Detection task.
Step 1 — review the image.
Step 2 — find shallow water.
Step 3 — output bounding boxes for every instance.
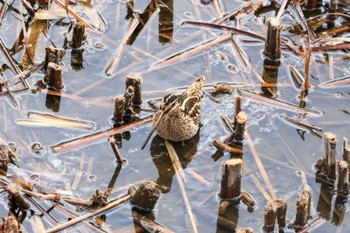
[0,0,350,232]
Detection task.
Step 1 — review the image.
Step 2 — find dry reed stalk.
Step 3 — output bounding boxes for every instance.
[164,140,186,182]
[51,116,152,153]
[212,0,223,17]
[319,76,350,88]
[148,33,232,72]
[230,37,251,73]
[246,131,277,200]
[46,190,133,233]
[240,89,322,116]
[186,168,213,187]
[164,140,198,233]
[280,115,322,132]
[248,173,273,203]
[108,137,126,164]
[17,112,95,130]
[105,17,139,75]
[0,0,8,24]
[182,21,265,41]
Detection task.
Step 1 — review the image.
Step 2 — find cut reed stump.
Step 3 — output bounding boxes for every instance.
[343,137,350,180]
[71,22,86,49]
[220,158,242,200]
[263,199,287,231]
[264,18,281,60]
[124,86,135,111]
[337,161,349,194]
[125,73,142,105]
[263,202,276,232]
[47,62,63,90]
[130,180,161,211]
[112,97,126,123]
[44,46,65,69]
[323,132,337,180]
[294,189,312,228]
[233,112,247,142]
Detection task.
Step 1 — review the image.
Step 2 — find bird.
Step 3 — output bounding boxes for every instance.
[152,76,205,141]
[141,76,205,149]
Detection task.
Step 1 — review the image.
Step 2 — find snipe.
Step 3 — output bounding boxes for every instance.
[151,76,205,142]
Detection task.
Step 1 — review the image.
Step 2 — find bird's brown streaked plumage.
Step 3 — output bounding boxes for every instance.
[152,76,205,142]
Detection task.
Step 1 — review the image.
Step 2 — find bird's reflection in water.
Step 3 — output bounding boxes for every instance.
[150,131,200,193]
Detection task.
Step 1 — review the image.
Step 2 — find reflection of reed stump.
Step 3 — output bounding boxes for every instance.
[130,180,161,211]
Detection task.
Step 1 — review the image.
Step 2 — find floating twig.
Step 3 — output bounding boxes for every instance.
[319,76,350,88]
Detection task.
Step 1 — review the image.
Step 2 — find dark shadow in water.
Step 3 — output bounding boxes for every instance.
[126,0,159,46]
[71,49,84,71]
[45,90,61,112]
[315,172,333,221]
[261,58,280,98]
[150,131,200,194]
[331,195,347,226]
[159,0,173,44]
[215,200,239,233]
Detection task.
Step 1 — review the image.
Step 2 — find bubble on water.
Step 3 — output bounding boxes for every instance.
[335,92,343,98]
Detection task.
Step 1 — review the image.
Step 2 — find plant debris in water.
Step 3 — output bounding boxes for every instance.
[0,0,349,232]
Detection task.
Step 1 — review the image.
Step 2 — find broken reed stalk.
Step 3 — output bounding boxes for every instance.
[220,158,243,200]
[46,189,134,233]
[264,18,281,60]
[132,210,176,233]
[337,161,349,194]
[342,137,350,180]
[212,140,243,154]
[125,73,142,105]
[323,132,337,180]
[112,97,126,123]
[44,46,65,69]
[304,0,323,10]
[234,111,247,142]
[108,136,125,164]
[47,62,63,90]
[130,180,161,211]
[294,189,312,227]
[71,22,86,49]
